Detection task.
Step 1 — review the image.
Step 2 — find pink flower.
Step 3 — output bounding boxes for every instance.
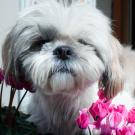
[76,108,90,129]
[116,124,135,135]
[106,105,128,129]
[18,76,34,92]
[109,105,128,117]
[100,117,112,135]
[89,99,110,121]
[21,80,34,92]
[98,105,128,134]
[5,73,34,92]
[98,88,106,100]
[128,107,135,123]
[0,68,4,83]
[76,89,135,134]
[107,111,124,129]
[23,82,33,92]
[5,74,23,90]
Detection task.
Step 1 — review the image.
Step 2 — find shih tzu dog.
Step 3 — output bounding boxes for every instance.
[2,0,135,135]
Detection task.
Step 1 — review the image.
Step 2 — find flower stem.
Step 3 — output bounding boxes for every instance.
[8,87,16,113]
[88,126,92,135]
[16,90,28,113]
[0,81,4,111]
[4,87,17,127]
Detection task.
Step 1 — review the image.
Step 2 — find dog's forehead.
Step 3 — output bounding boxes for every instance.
[21,2,111,37]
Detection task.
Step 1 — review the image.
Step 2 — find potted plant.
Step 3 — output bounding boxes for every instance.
[0,68,38,135]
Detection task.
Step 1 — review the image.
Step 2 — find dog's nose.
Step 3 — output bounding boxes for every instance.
[53,46,73,60]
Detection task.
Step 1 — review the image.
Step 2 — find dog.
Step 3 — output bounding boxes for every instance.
[2,0,135,134]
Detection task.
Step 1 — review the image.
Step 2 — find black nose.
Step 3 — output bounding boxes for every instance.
[53,46,73,60]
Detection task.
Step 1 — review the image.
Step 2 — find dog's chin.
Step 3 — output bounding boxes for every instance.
[40,70,94,96]
[49,72,75,94]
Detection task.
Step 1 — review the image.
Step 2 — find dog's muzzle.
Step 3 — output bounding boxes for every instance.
[48,46,75,77]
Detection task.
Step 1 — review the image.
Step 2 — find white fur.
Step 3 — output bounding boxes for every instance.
[2,0,135,135]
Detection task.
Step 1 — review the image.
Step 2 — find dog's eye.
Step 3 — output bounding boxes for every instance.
[78,39,89,45]
[30,39,50,51]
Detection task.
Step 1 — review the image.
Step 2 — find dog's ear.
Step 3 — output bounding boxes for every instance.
[101,35,124,99]
[2,31,14,78]
[2,25,21,81]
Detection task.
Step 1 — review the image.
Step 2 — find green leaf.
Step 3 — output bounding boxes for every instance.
[1,106,38,135]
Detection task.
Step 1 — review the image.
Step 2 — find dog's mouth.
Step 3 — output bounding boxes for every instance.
[49,67,75,77]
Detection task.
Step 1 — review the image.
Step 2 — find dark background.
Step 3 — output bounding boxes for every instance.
[97,0,133,48]
[132,0,135,48]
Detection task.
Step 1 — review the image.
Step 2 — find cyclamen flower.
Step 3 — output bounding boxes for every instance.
[99,105,128,135]
[100,117,112,135]
[107,110,125,129]
[106,105,128,129]
[0,68,4,83]
[97,88,106,100]
[116,123,135,135]
[76,89,135,135]
[6,74,23,90]
[89,99,110,121]
[19,76,34,92]
[128,107,135,123]
[5,73,34,92]
[76,108,90,129]
[109,105,128,117]
[22,82,32,91]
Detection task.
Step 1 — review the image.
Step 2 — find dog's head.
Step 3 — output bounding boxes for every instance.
[2,0,123,98]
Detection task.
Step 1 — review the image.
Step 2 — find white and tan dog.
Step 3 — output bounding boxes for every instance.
[2,0,135,134]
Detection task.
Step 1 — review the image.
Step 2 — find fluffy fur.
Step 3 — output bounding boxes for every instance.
[2,0,135,134]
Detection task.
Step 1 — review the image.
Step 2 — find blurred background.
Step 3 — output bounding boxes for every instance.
[0,0,133,109]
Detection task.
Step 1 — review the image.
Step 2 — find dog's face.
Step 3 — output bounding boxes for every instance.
[2,0,123,98]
